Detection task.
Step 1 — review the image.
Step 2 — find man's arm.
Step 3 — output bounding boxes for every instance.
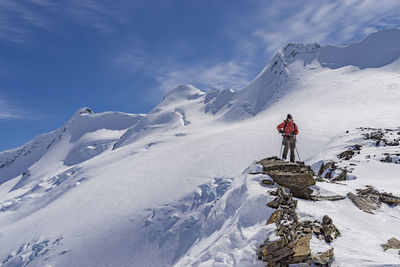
[277,121,285,133]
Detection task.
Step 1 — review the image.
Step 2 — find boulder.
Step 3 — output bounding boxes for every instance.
[311,248,334,264]
[381,237,400,251]
[290,233,311,263]
[267,209,282,225]
[347,192,380,214]
[261,179,275,186]
[267,171,315,187]
[257,157,316,200]
[311,194,346,201]
[259,239,294,264]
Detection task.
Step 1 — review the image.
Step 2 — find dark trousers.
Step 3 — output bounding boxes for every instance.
[282,137,296,162]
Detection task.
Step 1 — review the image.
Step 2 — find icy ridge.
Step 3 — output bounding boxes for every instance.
[222,43,320,120]
[0,108,143,186]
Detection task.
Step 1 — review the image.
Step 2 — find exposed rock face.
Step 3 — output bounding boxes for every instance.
[337,144,362,160]
[311,248,334,265]
[347,192,380,214]
[361,127,400,147]
[259,188,339,265]
[318,160,349,181]
[348,186,400,213]
[258,157,315,199]
[381,237,400,251]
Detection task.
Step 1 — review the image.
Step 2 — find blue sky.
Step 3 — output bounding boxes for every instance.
[1,0,400,151]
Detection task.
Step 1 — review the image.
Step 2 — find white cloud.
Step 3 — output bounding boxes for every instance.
[251,0,400,52]
[0,0,133,43]
[155,61,251,92]
[0,96,24,119]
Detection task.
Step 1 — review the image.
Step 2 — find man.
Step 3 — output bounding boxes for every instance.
[277,114,299,162]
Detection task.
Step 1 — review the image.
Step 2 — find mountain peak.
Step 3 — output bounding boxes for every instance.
[71,107,94,119]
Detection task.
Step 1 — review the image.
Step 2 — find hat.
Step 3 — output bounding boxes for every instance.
[287,114,292,119]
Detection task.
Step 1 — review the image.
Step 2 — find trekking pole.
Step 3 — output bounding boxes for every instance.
[279,136,283,159]
[295,143,301,162]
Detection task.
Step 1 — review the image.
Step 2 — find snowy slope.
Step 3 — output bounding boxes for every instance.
[0,29,400,266]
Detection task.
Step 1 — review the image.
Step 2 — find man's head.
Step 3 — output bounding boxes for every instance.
[287,114,293,121]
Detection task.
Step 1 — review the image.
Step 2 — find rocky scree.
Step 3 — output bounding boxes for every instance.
[258,187,340,266]
[347,185,400,214]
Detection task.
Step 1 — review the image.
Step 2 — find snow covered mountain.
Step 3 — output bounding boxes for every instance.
[0,29,400,266]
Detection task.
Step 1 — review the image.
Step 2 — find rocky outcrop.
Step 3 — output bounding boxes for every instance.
[337,144,362,160]
[381,237,400,251]
[258,157,315,199]
[317,160,349,181]
[258,188,339,266]
[311,248,334,265]
[348,186,400,214]
[361,127,400,147]
[347,192,380,214]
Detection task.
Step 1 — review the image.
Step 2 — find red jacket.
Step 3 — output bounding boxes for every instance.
[277,120,299,138]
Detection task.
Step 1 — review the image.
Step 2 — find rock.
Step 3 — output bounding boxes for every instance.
[267,198,280,209]
[267,171,315,187]
[262,179,275,186]
[355,186,400,207]
[267,209,282,225]
[259,239,294,264]
[334,169,347,181]
[312,225,321,235]
[320,216,341,243]
[258,158,316,198]
[259,187,340,266]
[381,237,400,251]
[311,194,346,201]
[337,149,355,160]
[290,233,311,263]
[289,185,313,200]
[258,157,312,174]
[318,160,349,181]
[322,215,332,225]
[347,192,380,214]
[311,248,334,264]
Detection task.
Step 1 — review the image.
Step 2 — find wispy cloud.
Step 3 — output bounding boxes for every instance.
[251,0,400,52]
[155,61,251,92]
[0,95,25,119]
[0,0,133,43]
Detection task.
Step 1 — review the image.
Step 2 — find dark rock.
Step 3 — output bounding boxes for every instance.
[334,169,347,181]
[322,215,332,225]
[259,239,294,264]
[318,160,349,181]
[337,149,355,160]
[311,248,334,264]
[349,186,400,213]
[337,144,362,160]
[258,157,317,200]
[289,185,313,200]
[267,209,282,225]
[268,171,315,188]
[381,237,400,251]
[290,233,311,263]
[379,194,400,205]
[267,198,280,209]
[311,195,346,201]
[259,187,339,266]
[347,192,380,214]
[320,215,341,243]
[262,179,275,186]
